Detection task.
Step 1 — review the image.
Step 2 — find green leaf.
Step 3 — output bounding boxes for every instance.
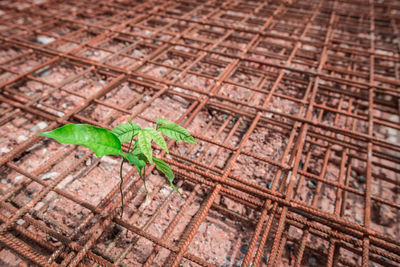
[157,118,196,144]
[135,165,143,176]
[123,153,146,168]
[123,153,146,176]
[138,129,153,164]
[156,118,170,128]
[145,128,169,153]
[153,157,180,194]
[159,123,196,144]
[136,153,148,175]
[38,124,122,157]
[137,127,170,163]
[112,122,141,143]
[130,141,141,155]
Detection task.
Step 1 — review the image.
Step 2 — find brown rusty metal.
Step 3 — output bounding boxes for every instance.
[0,0,399,266]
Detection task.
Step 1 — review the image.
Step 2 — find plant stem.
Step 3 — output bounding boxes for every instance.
[119,158,125,218]
[119,127,135,218]
[127,133,134,152]
[142,164,148,195]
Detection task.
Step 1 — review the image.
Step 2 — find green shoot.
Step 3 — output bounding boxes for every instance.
[38,118,196,217]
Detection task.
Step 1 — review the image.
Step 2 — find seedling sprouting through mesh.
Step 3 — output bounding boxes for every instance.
[38,118,196,217]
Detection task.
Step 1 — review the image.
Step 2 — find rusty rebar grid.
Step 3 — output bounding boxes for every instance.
[0,0,399,266]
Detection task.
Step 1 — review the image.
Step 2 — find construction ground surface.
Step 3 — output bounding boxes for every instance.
[0,0,400,266]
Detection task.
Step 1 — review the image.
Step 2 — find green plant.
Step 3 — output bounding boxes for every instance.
[38,118,196,216]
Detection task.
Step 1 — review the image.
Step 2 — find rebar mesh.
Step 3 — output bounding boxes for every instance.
[0,0,399,266]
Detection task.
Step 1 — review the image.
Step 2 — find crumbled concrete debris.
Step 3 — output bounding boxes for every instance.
[14,176,24,183]
[31,122,48,132]
[0,147,10,154]
[17,135,28,142]
[37,35,55,44]
[40,172,58,180]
